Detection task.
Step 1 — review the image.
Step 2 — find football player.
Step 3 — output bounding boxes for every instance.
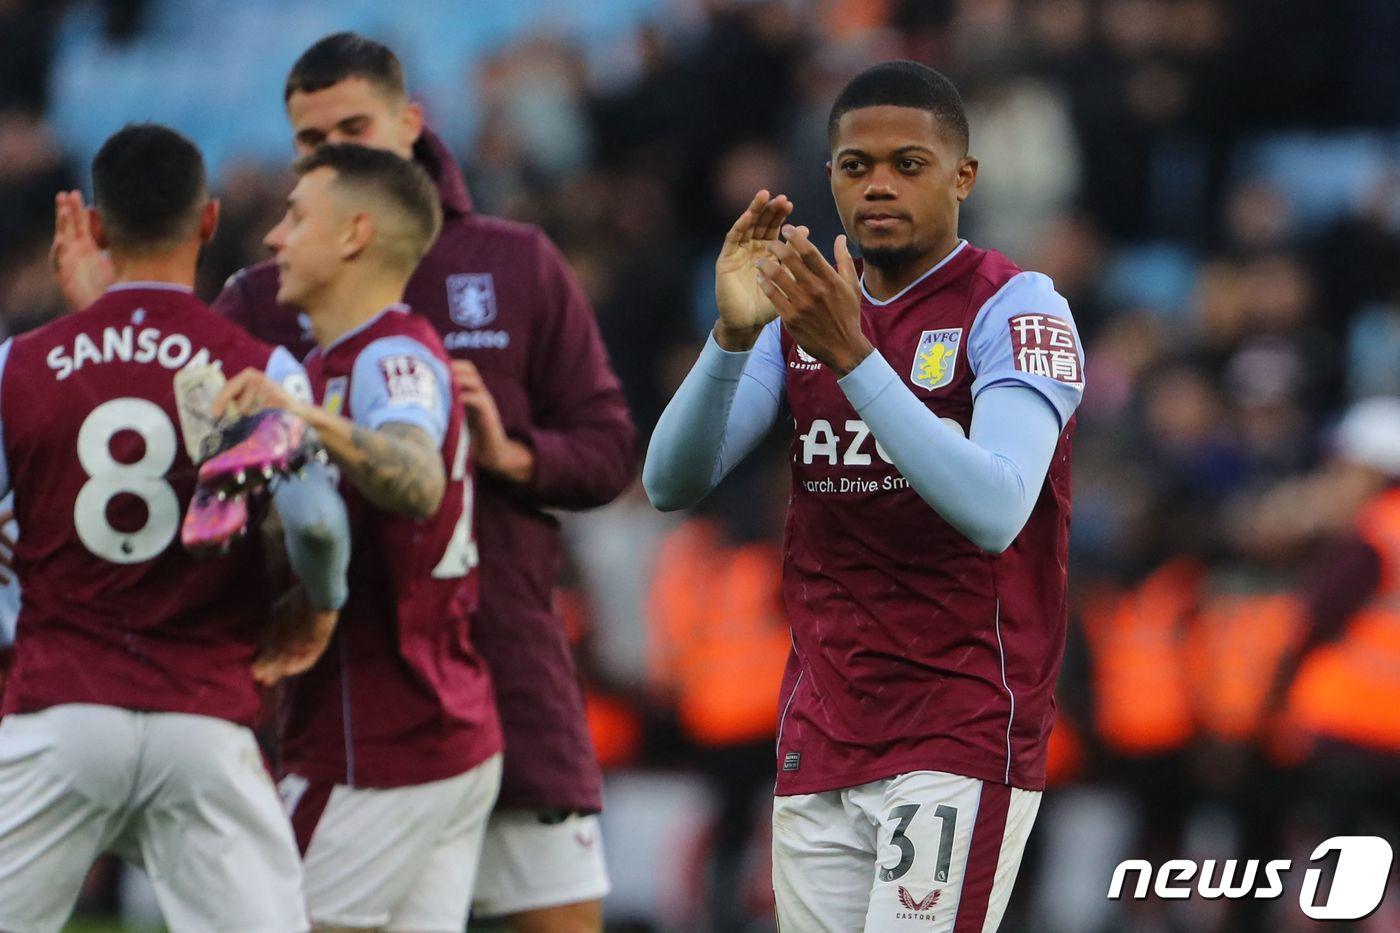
[214,143,502,932]
[645,62,1085,932]
[0,123,349,933]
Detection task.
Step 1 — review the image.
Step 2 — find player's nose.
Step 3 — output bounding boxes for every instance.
[863,163,901,196]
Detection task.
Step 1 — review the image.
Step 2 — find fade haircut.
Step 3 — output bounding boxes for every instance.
[284,32,406,103]
[294,143,442,270]
[827,61,970,154]
[91,123,206,253]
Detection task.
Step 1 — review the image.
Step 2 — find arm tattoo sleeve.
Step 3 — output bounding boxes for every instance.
[339,422,446,519]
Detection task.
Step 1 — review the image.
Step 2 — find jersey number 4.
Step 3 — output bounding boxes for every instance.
[75,398,180,564]
[431,431,478,578]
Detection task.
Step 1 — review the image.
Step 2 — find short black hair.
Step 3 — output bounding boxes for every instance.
[91,123,206,252]
[827,61,969,154]
[284,32,405,103]
[294,143,441,268]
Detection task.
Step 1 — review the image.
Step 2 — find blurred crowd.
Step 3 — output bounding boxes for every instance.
[3,0,1400,930]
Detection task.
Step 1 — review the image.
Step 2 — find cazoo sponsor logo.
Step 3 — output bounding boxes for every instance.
[795,418,964,496]
[1108,836,1393,921]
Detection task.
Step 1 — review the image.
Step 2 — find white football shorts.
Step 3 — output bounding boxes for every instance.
[282,752,502,932]
[773,769,1041,933]
[0,703,308,933]
[471,809,611,917]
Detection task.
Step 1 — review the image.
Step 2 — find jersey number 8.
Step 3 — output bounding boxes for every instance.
[75,398,180,564]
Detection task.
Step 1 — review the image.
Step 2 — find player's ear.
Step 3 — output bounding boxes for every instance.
[826,161,833,181]
[399,101,424,151]
[199,199,220,245]
[341,211,374,261]
[955,156,978,202]
[89,207,109,250]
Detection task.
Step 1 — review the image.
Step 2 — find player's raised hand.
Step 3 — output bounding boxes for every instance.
[758,226,872,376]
[50,190,114,311]
[714,190,794,350]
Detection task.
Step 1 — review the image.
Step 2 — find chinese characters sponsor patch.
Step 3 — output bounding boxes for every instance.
[1009,313,1082,384]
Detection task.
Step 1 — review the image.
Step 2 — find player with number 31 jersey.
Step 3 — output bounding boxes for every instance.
[646,63,1084,932]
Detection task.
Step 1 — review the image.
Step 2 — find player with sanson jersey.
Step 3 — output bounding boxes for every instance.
[49,35,634,929]
[213,143,502,931]
[0,123,351,932]
[645,62,1086,931]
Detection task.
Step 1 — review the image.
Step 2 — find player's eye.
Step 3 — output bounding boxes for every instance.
[841,160,865,174]
[341,119,368,137]
[297,132,324,148]
[897,158,923,173]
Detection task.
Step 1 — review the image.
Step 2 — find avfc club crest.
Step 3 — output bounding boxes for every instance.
[321,376,348,418]
[911,328,962,390]
[446,273,498,328]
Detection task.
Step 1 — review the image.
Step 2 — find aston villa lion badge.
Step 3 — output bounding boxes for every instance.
[911,328,962,390]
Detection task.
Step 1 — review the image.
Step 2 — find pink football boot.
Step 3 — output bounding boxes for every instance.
[181,487,250,554]
[197,409,310,494]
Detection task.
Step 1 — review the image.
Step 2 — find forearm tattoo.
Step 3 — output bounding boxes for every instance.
[341,423,446,519]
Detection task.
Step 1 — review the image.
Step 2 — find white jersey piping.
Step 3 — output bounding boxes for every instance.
[993,598,1015,784]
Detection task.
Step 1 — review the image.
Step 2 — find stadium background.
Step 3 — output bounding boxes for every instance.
[2,0,1399,929]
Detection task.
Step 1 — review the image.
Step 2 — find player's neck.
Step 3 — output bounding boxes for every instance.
[109,251,198,291]
[861,234,963,302]
[304,276,409,348]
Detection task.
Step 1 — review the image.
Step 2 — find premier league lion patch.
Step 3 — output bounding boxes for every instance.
[911,328,962,390]
[379,355,439,409]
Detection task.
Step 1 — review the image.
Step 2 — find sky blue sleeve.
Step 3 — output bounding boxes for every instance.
[0,339,10,500]
[839,351,1064,553]
[643,320,786,511]
[271,461,349,611]
[348,336,452,444]
[264,345,313,404]
[264,347,348,610]
[0,492,16,649]
[967,271,1085,429]
[1,341,16,644]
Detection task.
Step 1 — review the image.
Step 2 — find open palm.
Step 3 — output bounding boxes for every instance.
[50,190,114,311]
[715,190,795,335]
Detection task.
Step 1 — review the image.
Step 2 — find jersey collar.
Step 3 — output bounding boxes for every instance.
[106,281,195,294]
[859,239,968,307]
[320,303,411,355]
